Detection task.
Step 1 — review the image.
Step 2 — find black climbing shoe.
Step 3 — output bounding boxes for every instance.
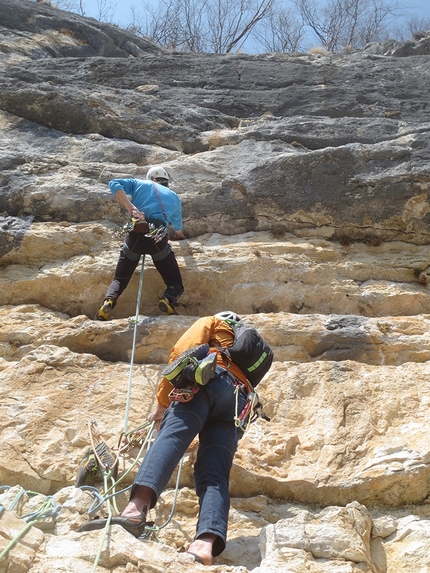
[158,297,177,315]
[77,509,147,538]
[94,298,114,321]
[74,441,118,487]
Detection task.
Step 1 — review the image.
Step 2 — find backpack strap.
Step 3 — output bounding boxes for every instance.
[153,182,168,221]
[214,346,239,376]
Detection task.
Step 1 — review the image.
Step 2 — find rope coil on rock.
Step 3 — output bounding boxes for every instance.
[0,489,61,561]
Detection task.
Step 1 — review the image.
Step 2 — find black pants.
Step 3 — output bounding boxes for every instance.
[105,230,184,305]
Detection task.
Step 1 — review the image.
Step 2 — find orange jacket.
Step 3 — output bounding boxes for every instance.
[156,316,250,407]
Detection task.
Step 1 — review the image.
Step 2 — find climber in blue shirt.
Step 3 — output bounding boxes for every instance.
[108,177,184,232]
[95,165,186,320]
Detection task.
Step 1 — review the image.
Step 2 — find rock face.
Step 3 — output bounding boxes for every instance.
[0,1,430,572]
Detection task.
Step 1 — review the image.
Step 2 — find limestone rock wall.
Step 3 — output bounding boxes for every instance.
[0,2,430,572]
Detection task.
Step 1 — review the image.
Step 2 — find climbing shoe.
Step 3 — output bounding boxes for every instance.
[78,508,148,538]
[158,297,177,316]
[74,441,118,487]
[94,441,118,479]
[162,344,210,382]
[194,353,218,385]
[94,298,114,321]
[74,448,99,487]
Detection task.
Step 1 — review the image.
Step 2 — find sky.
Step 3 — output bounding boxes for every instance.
[82,0,430,31]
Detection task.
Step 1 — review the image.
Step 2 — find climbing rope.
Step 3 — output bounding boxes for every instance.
[120,421,155,452]
[123,255,146,434]
[115,253,188,537]
[82,421,156,515]
[0,253,185,565]
[91,472,114,573]
[0,487,61,561]
[88,420,120,476]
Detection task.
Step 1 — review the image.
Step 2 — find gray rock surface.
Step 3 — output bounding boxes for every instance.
[1,0,429,242]
[0,0,163,58]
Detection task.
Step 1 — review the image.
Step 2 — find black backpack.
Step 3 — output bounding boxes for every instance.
[220,323,273,388]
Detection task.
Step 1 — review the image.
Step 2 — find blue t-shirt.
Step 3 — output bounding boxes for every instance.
[109,178,183,231]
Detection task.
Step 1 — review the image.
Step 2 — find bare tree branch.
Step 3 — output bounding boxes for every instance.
[47,0,424,54]
[253,3,306,52]
[390,14,430,40]
[129,0,273,53]
[95,0,116,22]
[294,0,399,51]
[225,0,274,52]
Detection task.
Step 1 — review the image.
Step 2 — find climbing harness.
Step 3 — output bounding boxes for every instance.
[112,218,167,244]
[112,183,168,244]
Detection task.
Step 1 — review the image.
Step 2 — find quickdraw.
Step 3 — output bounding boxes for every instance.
[112,220,167,243]
[113,220,133,240]
[145,222,167,243]
[168,385,199,403]
[234,385,270,432]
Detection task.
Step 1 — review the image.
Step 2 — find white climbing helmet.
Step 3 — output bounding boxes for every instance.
[146,165,169,181]
[215,311,242,324]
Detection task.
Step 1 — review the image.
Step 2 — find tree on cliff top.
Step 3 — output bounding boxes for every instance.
[294,0,398,51]
[44,0,430,53]
[128,0,274,53]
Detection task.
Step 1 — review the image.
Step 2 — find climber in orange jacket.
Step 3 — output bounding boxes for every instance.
[79,312,272,566]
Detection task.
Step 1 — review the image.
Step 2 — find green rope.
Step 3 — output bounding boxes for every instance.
[0,496,60,561]
[0,519,38,561]
[7,486,26,512]
[135,455,185,543]
[156,456,184,533]
[91,473,114,573]
[103,422,155,497]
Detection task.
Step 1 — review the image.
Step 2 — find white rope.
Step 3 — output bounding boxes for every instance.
[123,255,146,434]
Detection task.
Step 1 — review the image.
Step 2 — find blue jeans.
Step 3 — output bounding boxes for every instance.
[132,368,247,556]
